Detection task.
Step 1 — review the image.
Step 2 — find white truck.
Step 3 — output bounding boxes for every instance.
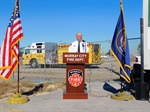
[143,0,150,72]
[132,0,150,87]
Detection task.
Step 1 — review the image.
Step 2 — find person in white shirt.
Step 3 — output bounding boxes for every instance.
[68,32,88,90]
[68,33,89,53]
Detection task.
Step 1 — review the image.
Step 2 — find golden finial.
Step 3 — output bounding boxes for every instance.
[120,0,123,8]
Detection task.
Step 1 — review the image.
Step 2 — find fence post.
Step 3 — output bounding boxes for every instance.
[109,40,113,82]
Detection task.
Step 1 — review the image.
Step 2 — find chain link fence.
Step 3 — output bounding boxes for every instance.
[7,38,141,84]
[92,37,140,60]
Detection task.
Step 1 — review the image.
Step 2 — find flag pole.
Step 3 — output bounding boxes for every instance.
[120,0,122,6]
[119,0,127,92]
[17,41,20,93]
[13,0,20,93]
[17,0,20,94]
[120,0,123,92]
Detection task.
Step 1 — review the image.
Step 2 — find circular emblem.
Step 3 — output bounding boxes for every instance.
[68,69,83,87]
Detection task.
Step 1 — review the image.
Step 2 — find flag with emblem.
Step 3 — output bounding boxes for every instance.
[0,0,23,80]
[111,5,131,83]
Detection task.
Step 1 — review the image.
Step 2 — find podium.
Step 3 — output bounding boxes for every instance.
[63,52,89,99]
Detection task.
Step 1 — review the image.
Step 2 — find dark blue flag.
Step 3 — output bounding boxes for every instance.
[111,8,131,83]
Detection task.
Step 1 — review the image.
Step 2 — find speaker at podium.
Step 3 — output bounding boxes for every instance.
[63,52,89,99]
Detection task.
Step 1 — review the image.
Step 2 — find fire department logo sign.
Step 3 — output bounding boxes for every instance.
[68,69,83,87]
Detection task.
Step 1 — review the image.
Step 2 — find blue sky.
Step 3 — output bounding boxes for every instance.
[0,0,142,48]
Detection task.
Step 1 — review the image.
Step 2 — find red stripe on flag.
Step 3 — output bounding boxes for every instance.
[1,57,18,79]
[12,33,23,46]
[2,29,12,67]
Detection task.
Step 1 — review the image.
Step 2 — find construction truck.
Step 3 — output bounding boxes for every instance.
[21,42,101,68]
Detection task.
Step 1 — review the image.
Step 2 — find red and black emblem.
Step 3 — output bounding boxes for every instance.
[68,69,83,87]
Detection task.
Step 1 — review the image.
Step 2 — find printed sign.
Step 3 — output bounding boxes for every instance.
[68,69,83,87]
[64,53,88,62]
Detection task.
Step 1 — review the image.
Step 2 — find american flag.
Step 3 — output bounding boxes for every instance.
[0,0,23,80]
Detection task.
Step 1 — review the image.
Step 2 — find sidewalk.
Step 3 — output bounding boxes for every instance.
[0,81,149,112]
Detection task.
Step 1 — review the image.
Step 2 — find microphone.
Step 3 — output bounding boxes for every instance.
[82,40,85,47]
[82,40,87,52]
[82,40,85,42]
